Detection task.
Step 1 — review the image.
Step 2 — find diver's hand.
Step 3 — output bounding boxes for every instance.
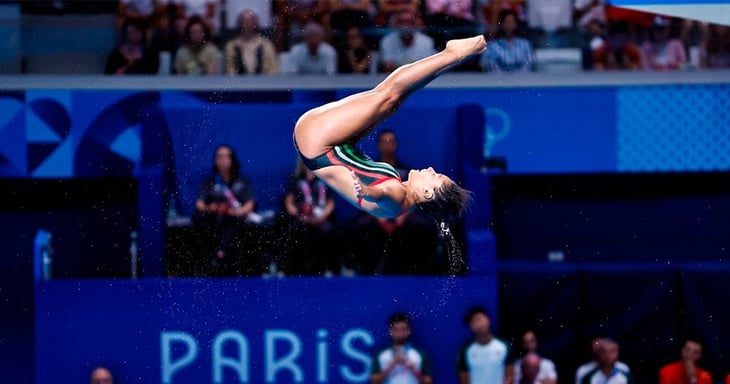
[352,171,365,200]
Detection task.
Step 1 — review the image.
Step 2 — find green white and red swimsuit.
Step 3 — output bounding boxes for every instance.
[296,142,401,207]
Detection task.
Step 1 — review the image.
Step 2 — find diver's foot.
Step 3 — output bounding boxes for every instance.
[445,35,487,59]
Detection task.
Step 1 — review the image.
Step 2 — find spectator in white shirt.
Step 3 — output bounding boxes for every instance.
[285,22,337,74]
[379,10,437,73]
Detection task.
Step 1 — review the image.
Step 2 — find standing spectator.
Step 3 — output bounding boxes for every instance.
[285,22,338,74]
[193,144,258,276]
[337,26,376,74]
[576,338,631,384]
[174,15,220,75]
[279,159,338,276]
[105,18,160,75]
[641,16,687,70]
[457,306,509,384]
[371,312,434,384]
[90,366,113,384]
[224,10,279,75]
[578,338,633,384]
[510,331,558,384]
[699,23,730,69]
[659,338,713,384]
[480,9,533,72]
[379,10,437,73]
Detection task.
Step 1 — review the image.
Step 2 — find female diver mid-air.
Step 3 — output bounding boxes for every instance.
[293,35,486,225]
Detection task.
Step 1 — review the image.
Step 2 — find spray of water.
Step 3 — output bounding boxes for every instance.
[432,222,465,309]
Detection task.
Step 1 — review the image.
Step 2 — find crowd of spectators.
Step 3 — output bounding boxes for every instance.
[18,0,728,75]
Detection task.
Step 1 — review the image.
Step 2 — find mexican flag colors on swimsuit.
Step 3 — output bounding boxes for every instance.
[610,0,730,25]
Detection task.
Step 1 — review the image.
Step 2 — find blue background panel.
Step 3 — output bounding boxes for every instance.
[35,277,497,384]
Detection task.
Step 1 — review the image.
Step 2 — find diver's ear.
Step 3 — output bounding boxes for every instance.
[423,189,434,200]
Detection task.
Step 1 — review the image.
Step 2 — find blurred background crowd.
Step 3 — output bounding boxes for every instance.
[2,0,728,75]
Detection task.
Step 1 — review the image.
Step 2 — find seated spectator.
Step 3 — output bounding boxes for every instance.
[329,0,374,31]
[90,366,113,384]
[277,159,338,276]
[479,0,526,36]
[105,18,160,75]
[337,26,376,73]
[285,22,338,74]
[118,0,175,71]
[273,0,330,52]
[371,312,434,384]
[172,0,219,39]
[587,17,641,70]
[659,338,713,384]
[641,16,687,70]
[480,9,533,72]
[378,9,437,73]
[515,352,553,384]
[699,23,730,69]
[426,0,476,25]
[576,338,632,384]
[174,15,220,75]
[193,144,258,276]
[116,0,170,36]
[424,0,478,50]
[510,331,557,384]
[375,0,421,27]
[224,9,279,75]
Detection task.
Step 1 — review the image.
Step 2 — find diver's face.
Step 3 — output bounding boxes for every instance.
[407,167,448,201]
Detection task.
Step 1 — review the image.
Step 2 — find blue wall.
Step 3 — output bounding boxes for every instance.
[3,82,728,183]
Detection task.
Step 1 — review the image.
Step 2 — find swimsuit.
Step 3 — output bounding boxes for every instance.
[295,140,401,206]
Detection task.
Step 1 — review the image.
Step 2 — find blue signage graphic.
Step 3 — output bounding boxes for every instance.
[36,277,496,384]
